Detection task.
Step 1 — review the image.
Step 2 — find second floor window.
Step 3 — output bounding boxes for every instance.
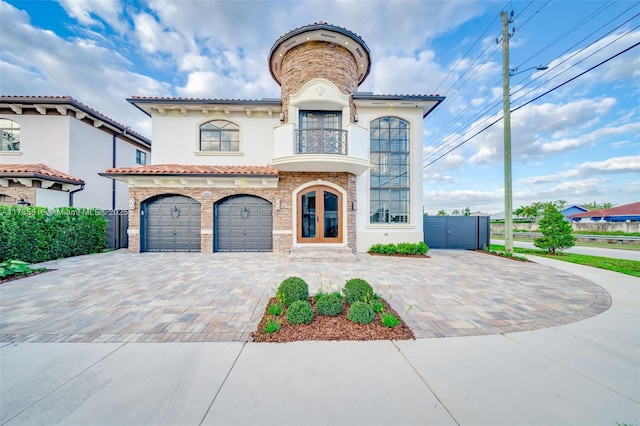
[136,149,147,165]
[297,111,346,154]
[200,120,239,152]
[1,119,20,151]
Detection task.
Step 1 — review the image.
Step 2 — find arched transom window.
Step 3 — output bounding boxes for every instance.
[200,120,239,152]
[370,117,410,224]
[1,119,20,151]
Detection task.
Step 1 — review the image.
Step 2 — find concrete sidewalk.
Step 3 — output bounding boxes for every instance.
[1,257,638,425]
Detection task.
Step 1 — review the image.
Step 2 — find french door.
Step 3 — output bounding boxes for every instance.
[297,186,342,243]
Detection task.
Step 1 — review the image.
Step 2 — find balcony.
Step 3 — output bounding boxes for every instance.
[296,129,347,155]
[272,124,371,176]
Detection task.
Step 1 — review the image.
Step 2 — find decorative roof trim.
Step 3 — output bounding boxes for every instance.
[0,95,151,148]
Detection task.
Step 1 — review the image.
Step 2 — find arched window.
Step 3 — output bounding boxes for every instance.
[369,117,410,224]
[199,120,239,152]
[1,119,20,151]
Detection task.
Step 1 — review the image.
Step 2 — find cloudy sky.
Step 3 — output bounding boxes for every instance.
[1,0,638,214]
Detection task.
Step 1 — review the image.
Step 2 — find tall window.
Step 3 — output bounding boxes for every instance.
[136,149,147,165]
[370,117,410,224]
[0,119,20,151]
[200,120,239,152]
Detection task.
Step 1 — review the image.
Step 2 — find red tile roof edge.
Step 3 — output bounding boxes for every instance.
[0,163,85,184]
[567,202,640,218]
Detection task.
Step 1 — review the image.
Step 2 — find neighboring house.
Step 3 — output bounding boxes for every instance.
[102,22,444,254]
[561,205,588,219]
[0,96,151,209]
[567,202,640,222]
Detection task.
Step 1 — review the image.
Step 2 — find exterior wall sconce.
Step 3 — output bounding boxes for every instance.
[354,113,359,122]
[275,197,281,210]
[128,197,135,211]
[351,200,358,211]
[279,112,285,122]
[16,194,31,206]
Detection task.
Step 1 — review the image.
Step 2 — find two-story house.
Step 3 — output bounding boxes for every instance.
[0,96,151,209]
[102,22,444,254]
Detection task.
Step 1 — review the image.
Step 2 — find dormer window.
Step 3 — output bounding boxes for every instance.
[297,111,346,154]
[200,120,239,152]
[0,119,20,151]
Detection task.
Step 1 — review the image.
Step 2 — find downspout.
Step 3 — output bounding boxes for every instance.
[68,183,85,206]
[112,128,128,210]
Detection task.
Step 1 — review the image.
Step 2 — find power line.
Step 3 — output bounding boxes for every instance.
[423,5,639,165]
[423,40,640,169]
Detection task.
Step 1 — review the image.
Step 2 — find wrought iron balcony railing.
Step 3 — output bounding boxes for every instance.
[296,128,347,155]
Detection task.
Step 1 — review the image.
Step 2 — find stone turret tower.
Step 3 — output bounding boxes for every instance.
[268,22,371,123]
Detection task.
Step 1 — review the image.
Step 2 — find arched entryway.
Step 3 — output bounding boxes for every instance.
[141,194,201,252]
[297,185,342,243]
[214,195,273,252]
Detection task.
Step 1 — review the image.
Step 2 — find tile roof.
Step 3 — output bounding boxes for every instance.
[103,164,279,176]
[567,202,640,218]
[0,163,84,184]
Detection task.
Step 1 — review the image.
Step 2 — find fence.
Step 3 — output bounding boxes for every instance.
[424,216,490,249]
[104,210,129,250]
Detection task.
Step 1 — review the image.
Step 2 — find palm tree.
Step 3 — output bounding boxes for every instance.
[600,202,616,209]
[555,200,567,210]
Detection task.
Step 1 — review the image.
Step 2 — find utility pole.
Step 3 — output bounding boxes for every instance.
[501,10,514,256]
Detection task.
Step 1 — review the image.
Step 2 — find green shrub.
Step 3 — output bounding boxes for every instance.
[263,318,281,334]
[267,302,283,316]
[347,301,375,325]
[316,293,343,316]
[371,299,385,313]
[369,243,385,254]
[0,260,44,278]
[381,312,401,328]
[286,300,314,325]
[276,276,309,307]
[343,278,374,304]
[367,241,429,256]
[0,206,107,263]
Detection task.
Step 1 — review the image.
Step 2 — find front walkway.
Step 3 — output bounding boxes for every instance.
[0,250,609,343]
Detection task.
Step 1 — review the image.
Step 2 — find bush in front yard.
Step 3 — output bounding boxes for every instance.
[316,293,343,316]
[0,206,107,263]
[347,301,375,325]
[276,276,309,307]
[286,300,314,325]
[343,278,374,305]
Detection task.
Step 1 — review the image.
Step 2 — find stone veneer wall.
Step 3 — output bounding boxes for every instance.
[127,172,357,254]
[0,186,37,206]
[279,41,358,123]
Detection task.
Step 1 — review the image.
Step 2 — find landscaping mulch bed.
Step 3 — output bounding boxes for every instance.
[252,297,415,343]
[475,250,532,262]
[0,269,53,285]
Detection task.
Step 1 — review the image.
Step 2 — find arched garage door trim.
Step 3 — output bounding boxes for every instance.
[214,194,273,252]
[141,194,201,252]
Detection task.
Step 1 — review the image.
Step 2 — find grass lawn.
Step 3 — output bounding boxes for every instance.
[493,235,640,251]
[490,244,640,278]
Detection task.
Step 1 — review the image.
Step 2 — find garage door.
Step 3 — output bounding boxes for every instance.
[215,195,272,252]
[142,195,201,252]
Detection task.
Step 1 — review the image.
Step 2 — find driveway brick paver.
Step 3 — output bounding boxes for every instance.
[0,250,610,343]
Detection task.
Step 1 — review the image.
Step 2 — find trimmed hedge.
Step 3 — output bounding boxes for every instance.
[0,205,107,263]
[369,241,429,256]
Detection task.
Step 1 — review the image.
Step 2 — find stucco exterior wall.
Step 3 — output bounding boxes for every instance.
[0,114,71,170]
[353,108,426,252]
[150,113,279,166]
